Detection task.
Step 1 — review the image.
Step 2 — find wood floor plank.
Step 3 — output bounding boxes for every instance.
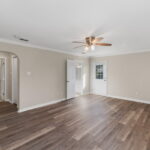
[0,126,7,131]
[3,126,55,150]
[0,95,150,150]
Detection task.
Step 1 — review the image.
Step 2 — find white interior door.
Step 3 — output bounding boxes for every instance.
[12,56,19,104]
[91,62,107,95]
[67,60,76,99]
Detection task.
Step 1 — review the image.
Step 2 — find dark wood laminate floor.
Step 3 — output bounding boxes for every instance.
[0,95,150,150]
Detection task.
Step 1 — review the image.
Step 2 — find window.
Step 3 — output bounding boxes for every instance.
[96,64,103,79]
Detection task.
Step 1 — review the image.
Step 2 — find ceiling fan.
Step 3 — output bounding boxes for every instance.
[72,36,112,54]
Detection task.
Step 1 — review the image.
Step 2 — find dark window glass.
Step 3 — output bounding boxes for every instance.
[96,65,103,79]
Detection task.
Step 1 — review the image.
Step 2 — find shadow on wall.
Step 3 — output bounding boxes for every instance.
[0,51,19,109]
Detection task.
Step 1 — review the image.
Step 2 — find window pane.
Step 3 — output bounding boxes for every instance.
[96,64,104,79]
[100,74,103,79]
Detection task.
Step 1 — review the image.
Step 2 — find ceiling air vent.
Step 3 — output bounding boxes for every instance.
[19,38,29,42]
[14,35,29,42]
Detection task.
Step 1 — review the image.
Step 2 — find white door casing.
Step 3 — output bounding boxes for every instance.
[91,62,107,95]
[67,59,76,99]
[12,56,19,104]
[0,58,6,100]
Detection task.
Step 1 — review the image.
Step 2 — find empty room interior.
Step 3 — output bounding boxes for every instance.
[0,0,150,150]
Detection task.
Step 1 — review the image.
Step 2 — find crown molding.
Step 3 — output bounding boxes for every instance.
[0,38,85,57]
[0,38,149,58]
[89,49,150,58]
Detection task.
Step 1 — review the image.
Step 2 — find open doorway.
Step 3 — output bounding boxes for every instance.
[0,52,19,109]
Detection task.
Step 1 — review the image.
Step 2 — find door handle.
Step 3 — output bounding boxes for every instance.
[66,81,70,83]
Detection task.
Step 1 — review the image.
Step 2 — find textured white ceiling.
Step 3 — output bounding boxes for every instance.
[0,0,150,56]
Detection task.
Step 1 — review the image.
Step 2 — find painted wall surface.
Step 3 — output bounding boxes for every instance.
[2,41,150,110]
[0,42,90,110]
[90,52,150,102]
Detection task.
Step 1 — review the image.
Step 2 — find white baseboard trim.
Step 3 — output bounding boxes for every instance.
[91,92,107,97]
[107,95,150,105]
[83,92,90,95]
[5,99,12,103]
[18,98,66,113]
[91,92,150,104]
[18,93,150,113]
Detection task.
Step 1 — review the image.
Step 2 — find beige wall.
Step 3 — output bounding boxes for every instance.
[90,52,150,102]
[0,42,90,110]
[2,41,149,109]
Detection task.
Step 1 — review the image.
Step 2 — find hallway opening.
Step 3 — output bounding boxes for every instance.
[0,52,19,109]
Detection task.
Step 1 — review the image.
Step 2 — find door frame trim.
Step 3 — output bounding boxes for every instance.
[11,55,19,105]
[0,57,6,101]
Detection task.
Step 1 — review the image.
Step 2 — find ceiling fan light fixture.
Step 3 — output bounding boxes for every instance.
[85,46,89,50]
[91,45,95,51]
[73,36,111,53]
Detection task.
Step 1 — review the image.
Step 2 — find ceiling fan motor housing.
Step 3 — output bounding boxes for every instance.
[85,36,95,46]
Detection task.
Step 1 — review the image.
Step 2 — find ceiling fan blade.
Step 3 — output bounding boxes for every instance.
[73,45,85,49]
[94,37,104,43]
[72,41,85,44]
[96,43,112,46]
